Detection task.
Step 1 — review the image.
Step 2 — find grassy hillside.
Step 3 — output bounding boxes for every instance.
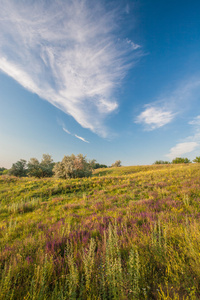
[0,164,200,299]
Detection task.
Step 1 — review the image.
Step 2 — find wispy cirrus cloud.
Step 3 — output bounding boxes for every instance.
[185,115,200,145]
[63,127,71,135]
[135,106,174,130]
[63,127,89,143]
[126,39,141,50]
[125,4,130,14]
[166,115,200,159]
[0,0,140,137]
[74,134,89,143]
[166,142,198,160]
[188,115,200,126]
[135,78,200,130]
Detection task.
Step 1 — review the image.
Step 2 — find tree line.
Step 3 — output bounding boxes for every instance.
[154,157,200,164]
[2,154,199,178]
[0,154,122,178]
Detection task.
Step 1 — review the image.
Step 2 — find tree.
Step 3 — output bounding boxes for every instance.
[0,167,7,175]
[95,163,108,169]
[172,157,191,164]
[27,158,42,178]
[112,160,121,167]
[40,154,54,177]
[61,154,76,179]
[52,161,64,178]
[53,154,92,179]
[193,156,200,163]
[9,159,27,177]
[89,159,108,169]
[154,160,170,164]
[27,154,54,178]
[89,159,97,169]
[2,169,9,175]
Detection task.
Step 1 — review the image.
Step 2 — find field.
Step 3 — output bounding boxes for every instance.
[1,164,200,299]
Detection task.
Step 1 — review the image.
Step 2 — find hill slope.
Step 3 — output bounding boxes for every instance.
[0,164,200,299]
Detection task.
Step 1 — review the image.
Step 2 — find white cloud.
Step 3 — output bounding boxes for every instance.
[125,4,130,14]
[63,127,71,135]
[74,134,89,143]
[136,78,200,131]
[166,142,198,159]
[188,115,200,126]
[135,107,174,130]
[159,79,200,112]
[63,126,89,143]
[0,0,140,137]
[126,39,141,50]
[165,115,200,159]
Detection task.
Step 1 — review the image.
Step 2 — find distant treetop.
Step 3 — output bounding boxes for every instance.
[172,157,191,164]
[111,160,121,167]
[193,156,200,163]
[154,160,171,164]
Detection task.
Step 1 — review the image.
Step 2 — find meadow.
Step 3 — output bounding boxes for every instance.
[0,163,200,299]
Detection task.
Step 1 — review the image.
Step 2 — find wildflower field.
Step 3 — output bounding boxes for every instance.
[1,164,200,299]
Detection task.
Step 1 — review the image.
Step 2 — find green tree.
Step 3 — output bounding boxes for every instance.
[89,159,108,169]
[9,159,27,177]
[89,159,97,169]
[172,157,191,164]
[154,160,170,164]
[27,158,42,178]
[2,169,9,175]
[94,163,108,169]
[53,154,92,179]
[40,154,54,177]
[0,167,7,175]
[193,156,200,163]
[27,154,54,178]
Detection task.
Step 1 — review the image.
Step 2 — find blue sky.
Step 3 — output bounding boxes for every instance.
[1,0,200,168]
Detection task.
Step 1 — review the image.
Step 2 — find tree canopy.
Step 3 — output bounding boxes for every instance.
[111,160,121,167]
[172,157,191,164]
[89,159,108,169]
[27,154,54,178]
[154,160,170,164]
[0,167,7,175]
[9,159,27,177]
[193,156,200,163]
[53,154,92,179]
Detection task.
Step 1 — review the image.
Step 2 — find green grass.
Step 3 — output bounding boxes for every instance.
[0,164,200,299]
